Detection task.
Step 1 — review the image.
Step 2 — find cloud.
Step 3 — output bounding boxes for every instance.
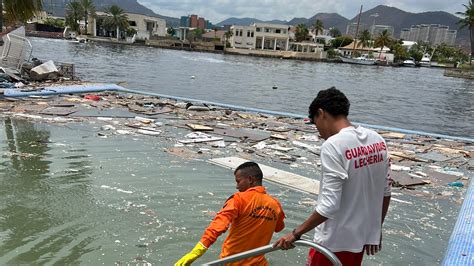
[138,0,465,23]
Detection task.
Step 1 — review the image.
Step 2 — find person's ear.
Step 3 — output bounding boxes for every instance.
[318,108,324,118]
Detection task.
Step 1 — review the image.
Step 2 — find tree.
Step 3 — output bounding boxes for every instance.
[167,27,176,36]
[103,5,129,41]
[193,28,204,40]
[358,29,372,48]
[2,0,43,27]
[389,41,408,62]
[224,29,233,49]
[330,36,353,48]
[66,1,83,32]
[80,0,95,35]
[294,24,309,42]
[329,27,341,37]
[43,17,65,28]
[374,30,392,59]
[457,0,474,65]
[314,19,324,36]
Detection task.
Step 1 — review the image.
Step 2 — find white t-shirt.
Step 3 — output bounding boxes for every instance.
[314,126,391,252]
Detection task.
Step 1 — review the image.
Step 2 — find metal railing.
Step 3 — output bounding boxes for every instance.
[201,240,342,266]
[1,33,33,72]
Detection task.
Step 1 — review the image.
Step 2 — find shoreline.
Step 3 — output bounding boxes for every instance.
[26,33,458,68]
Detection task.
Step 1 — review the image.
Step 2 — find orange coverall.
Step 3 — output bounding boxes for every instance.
[200,186,285,265]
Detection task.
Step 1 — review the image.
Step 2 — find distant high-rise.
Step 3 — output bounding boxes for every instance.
[346,22,367,38]
[180,14,210,29]
[400,24,456,45]
[371,25,394,37]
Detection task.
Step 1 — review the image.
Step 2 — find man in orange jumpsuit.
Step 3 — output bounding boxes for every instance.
[175,161,285,265]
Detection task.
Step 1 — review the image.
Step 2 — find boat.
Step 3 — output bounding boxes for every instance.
[402,58,416,67]
[340,54,376,65]
[339,5,376,66]
[420,53,431,67]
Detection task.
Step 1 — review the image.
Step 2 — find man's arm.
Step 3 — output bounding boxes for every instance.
[364,196,390,256]
[175,196,237,265]
[273,211,328,249]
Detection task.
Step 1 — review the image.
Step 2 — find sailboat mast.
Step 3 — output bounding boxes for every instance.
[352,5,363,57]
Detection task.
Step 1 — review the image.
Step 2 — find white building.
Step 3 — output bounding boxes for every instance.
[90,12,166,40]
[400,24,456,45]
[230,23,290,51]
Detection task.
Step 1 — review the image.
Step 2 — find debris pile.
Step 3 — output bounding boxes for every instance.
[0,83,471,200]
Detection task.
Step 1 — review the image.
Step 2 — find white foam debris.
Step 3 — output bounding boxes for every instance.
[100,185,133,194]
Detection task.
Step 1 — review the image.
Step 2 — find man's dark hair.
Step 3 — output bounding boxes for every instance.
[308,87,350,121]
[234,161,263,181]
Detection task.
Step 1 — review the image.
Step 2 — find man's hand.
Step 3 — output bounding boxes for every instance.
[364,233,382,256]
[273,232,297,250]
[175,242,208,266]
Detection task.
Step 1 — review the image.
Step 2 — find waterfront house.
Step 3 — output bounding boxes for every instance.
[339,41,390,57]
[88,12,166,41]
[230,23,290,51]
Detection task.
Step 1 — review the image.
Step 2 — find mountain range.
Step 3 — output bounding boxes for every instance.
[43,0,180,26]
[42,2,466,45]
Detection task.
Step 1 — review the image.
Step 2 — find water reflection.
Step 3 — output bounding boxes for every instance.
[0,119,96,264]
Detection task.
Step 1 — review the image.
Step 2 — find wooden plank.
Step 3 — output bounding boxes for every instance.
[212,127,271,142]
[39,106,77,116]
[209,157,320,195]
[186,124,214,131]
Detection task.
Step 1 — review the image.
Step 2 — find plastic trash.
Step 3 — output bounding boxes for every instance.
[447,181,464,187]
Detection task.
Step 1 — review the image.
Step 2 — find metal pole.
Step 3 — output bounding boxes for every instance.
[201,240,342,266]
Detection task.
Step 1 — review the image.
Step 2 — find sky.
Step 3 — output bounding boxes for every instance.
[138,0,466,24]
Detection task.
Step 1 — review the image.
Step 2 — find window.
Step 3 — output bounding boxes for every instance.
[283,30,287,34]
[276,29,281,33]
[265,28,270,33]
[251,32,254,37]
[256,28,261,32]
[247,31,251,37]
[129,21,137,27]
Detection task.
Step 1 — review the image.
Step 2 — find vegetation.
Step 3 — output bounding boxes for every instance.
[330,36,353,48]
[167,27,176,36]
[193,28,205,40]
[1,0,43,28]
[103,5,129,40]
[126,28,137,37]
[80,0,96,35]
[358,29,372,48]
[294,24,309,42]
[388,40,408,62]
[224,30,233,48]
[374,30,392,58]
[457,0,474,64]
[42,17,65,28]
[314,19,324,36]
[66,1,83,32]
[329,27,341,37]
[408,41,468,63]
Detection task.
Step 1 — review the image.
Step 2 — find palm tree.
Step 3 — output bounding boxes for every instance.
[457,0,474,65]
[103,5,129,41]
[358,29,372,48]
[314,19,324,36]
[80,0,95,35]
[224,29,233,51]
[374,30,392,59]
[2,0,43,27]
[329,27,341,37]
[66,1,83,32]
[295,24,309,42]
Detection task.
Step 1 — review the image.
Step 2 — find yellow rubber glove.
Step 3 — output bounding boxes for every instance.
[175,242,208,266]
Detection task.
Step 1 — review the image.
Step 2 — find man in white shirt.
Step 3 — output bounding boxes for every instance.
[274,87,391,266]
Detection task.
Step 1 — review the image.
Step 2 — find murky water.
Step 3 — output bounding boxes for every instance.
[0,118,463,265]
[29,37,474,138]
